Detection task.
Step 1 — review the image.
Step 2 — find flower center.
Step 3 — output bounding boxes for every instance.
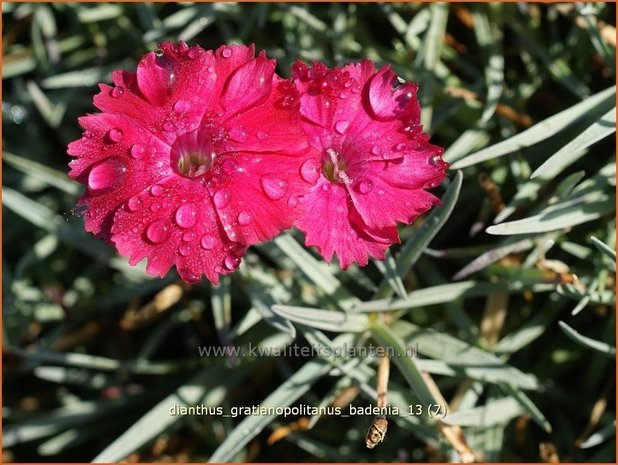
[171,128,217,179]
[177,151,214,177]
[323,148,351,184]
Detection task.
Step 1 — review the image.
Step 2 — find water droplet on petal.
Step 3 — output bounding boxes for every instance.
[287,196,299,207]
[237,211,252,225]
[173,100,191,113]
[221,47,232,58]
[182,231,196,242]
[322,183,331,192]
[150,203,161,212]
[396,142,408,151]
[130,144,146,159]
[187,48,200,59]
[207,66,215,73]
[429,155,449,170]
[150,184,164,197]
[221,159,236,175]
[178,268,200,284]
[358,179,374,194]
[127,195,142,211]
[371,145,382,156]
[178,243,191,256]
[378,189,385,195]
[163,121,175,132]
[200,234,217,250]
[256,131,269,141]
[146,219,171,244]
[213,189,231,208]
[107,128,123,143]
[260,175,288,200]
[175,204,197,229]
[280,95,296,108]
[224,223,238,241]
[335,120,350,134]
[229,126,248,142]
[300,159,319,184]
[224,254,240,270]
[111,86,124,98]
[88,158,126,191]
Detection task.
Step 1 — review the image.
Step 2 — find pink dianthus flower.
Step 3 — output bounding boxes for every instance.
[290,60,448,269]
[68,42,308,284]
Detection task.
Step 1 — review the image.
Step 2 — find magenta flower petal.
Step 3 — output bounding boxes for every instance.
[207,150,308,245]
[136,51,175,106]
[366,66,420,121]
[221,51,275,117]
[67,113,171,239]
[296,180,399,269]
[220,78,307,154]
[69,42,308,284]
[94,44,218,146]
[110,176,246,284]
[291,60,448,267]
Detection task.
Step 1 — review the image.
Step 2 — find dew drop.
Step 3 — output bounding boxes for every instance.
[260,175,288,200]
[429,155,449,170]
[178,268,200,284]
[111,86,124,98]
[396,142,408,151]
[224,254,240,270]
[371,145,382,156]
[378,189,385,195]
[88,158,126,191]
[173,100,191,113]
[224,224,238,241]
[163,121,175,132]
[182,231,196,242]
[150,184,164,197]
[150,203,161,212]
[229,126,248,142]
[287,195,299,207]
[200,234,216,250]
[175,204,197,229]
[130,144,146,159]
[334,120,350,135]
[127,196,142,211]
[256,131,269,141]
[207,66,215,73]
[146,219,171,244]
[358,179,374,194]
[107,128,124,143]
[237,211,252,225]
[300,159,319,184]
[213,189,231,208]
[221,159,236,175]
[178,243,191,256]
[322,183,331,192]
[280,95,296,108]
[221,47,232,58]
[187,48,200,59]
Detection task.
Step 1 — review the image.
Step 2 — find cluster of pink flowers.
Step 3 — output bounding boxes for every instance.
[68,42,448,284]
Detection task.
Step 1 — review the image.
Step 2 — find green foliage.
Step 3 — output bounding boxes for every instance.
[3,2,615,463]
